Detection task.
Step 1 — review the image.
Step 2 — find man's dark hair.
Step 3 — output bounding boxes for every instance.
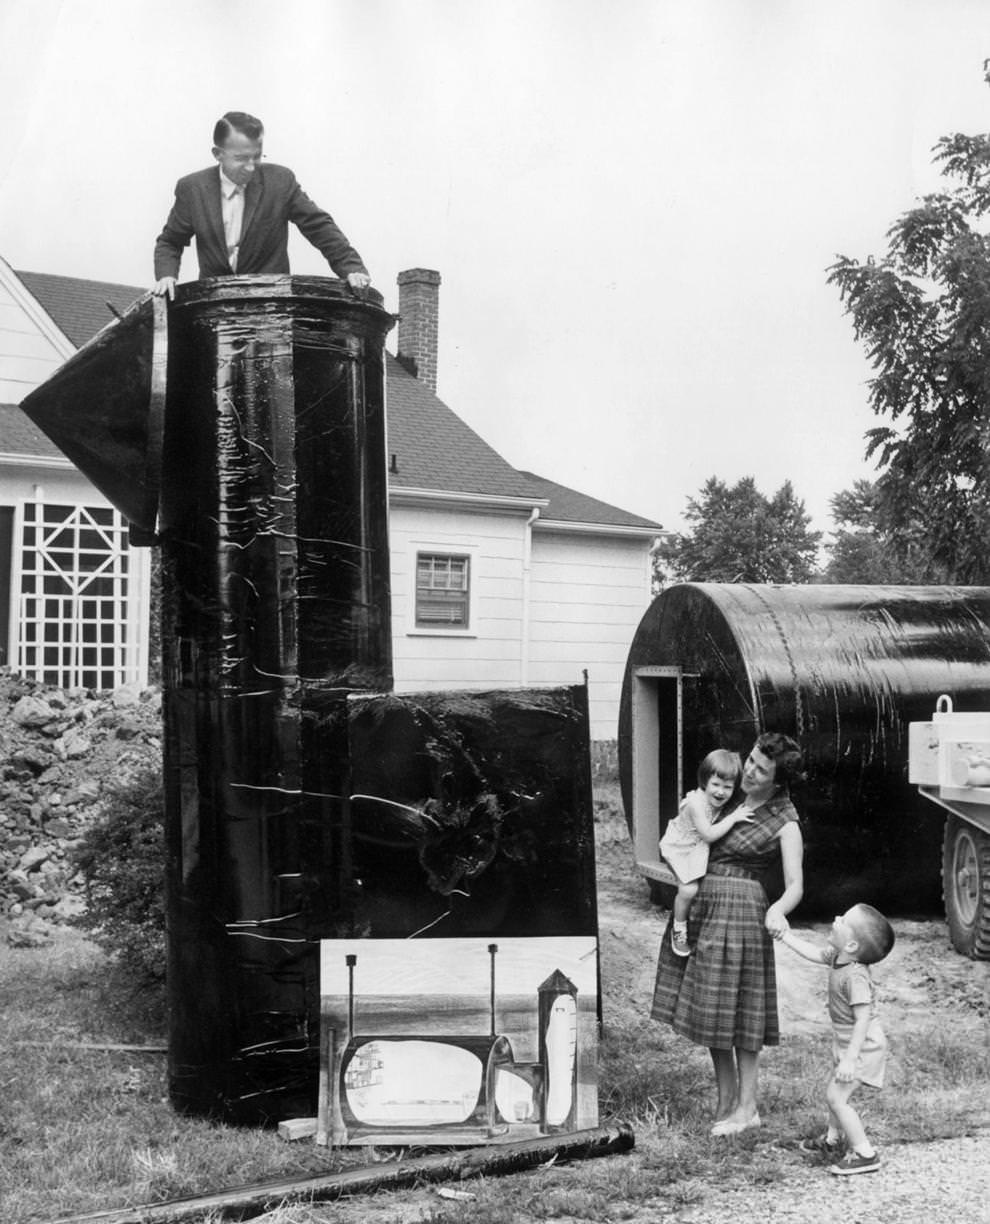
[214,111,264,146]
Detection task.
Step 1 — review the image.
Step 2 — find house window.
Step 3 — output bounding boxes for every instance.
[415,553,470,628]
[16,501,133,691]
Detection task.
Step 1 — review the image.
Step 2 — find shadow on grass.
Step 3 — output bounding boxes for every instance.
[2,929,165,1044]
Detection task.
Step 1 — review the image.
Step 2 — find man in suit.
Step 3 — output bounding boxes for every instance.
[153,111,371,299]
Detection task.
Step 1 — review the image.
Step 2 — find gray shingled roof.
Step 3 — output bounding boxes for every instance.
[10,271,662,531]
[0,403,63,456]
[384,355,537,500]
[519,470,661,530]
[15,271,145,349]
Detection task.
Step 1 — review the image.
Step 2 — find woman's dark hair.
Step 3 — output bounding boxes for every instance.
[754,731,806,790]
[214,111,264,146]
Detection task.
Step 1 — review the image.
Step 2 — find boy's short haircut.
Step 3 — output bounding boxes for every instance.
[850,903,895,964]
[698,749,742,789]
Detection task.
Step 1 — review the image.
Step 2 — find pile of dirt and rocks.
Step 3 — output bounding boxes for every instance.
[0,671,162,947]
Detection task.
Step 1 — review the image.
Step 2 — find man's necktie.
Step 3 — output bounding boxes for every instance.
[225,187,244,271]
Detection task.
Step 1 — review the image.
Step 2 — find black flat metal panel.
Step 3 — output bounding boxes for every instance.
[347,686,598,940]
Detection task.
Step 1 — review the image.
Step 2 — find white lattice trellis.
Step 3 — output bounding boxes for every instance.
[14,501,146,691]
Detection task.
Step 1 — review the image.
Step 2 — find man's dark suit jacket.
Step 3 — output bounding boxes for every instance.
[153,163,368,280]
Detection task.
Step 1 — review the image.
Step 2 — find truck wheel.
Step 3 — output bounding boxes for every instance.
[942,816,990,959]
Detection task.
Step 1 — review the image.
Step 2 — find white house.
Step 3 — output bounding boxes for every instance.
[0,259,661,739]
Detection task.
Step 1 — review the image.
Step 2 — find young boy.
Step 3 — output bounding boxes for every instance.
[774,903,895,1176]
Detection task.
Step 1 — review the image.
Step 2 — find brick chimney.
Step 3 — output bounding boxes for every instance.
[396,268,441,392]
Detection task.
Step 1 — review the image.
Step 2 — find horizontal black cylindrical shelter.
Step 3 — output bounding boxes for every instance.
[619,583,990,912]
[159,276,394,1122]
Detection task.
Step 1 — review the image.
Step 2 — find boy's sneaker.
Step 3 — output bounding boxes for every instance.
[798,1133,844,1158]
[829,1150,880,1176]
[671,928,691,957]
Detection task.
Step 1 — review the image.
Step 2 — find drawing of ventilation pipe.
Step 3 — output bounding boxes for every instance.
[538,970,578,1132]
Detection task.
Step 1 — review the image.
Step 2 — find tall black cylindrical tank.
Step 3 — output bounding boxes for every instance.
[619,583,990,913]
[158,277,394,1122]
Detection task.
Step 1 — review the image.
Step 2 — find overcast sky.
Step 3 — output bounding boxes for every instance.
[320,936,598,997]
[2,0,989,535]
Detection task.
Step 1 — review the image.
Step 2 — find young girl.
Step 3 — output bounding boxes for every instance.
[659,749,751,956]
[773,903,895,1175]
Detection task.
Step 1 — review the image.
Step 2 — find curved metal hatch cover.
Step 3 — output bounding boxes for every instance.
[19,293,166,540]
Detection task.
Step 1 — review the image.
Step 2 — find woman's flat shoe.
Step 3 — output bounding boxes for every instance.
[710,1113,761,1136]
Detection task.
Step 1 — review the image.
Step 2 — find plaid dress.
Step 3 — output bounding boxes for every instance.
[651,794,798,1051]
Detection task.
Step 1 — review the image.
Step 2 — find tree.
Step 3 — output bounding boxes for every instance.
[820,478,951,583]
[828,67,990,583]
[655,476,821,586]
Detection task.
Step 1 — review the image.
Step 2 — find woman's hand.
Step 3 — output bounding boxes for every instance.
[765,906,790,936]
[835,1055,857,1082]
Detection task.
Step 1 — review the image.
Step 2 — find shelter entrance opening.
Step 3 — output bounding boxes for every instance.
[629,666,683,896]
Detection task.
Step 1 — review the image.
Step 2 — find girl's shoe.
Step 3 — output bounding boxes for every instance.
[829,1150,880,1176]
[671,928,691,957]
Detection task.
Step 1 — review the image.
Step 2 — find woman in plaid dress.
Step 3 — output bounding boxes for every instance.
[652,732,805,1136]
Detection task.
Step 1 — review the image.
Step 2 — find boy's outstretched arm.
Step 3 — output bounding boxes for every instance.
[774,928,832,964]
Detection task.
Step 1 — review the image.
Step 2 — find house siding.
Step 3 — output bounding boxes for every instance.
[389,507,654,741]
[528,530,653,740]
[0,465,96,506]
[0,280,69,402]
[389,503,527,693]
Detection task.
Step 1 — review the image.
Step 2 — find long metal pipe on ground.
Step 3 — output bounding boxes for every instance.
[46,1123,635,1224]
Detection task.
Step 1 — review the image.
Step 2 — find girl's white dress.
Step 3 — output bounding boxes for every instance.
[659,788,714,884]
